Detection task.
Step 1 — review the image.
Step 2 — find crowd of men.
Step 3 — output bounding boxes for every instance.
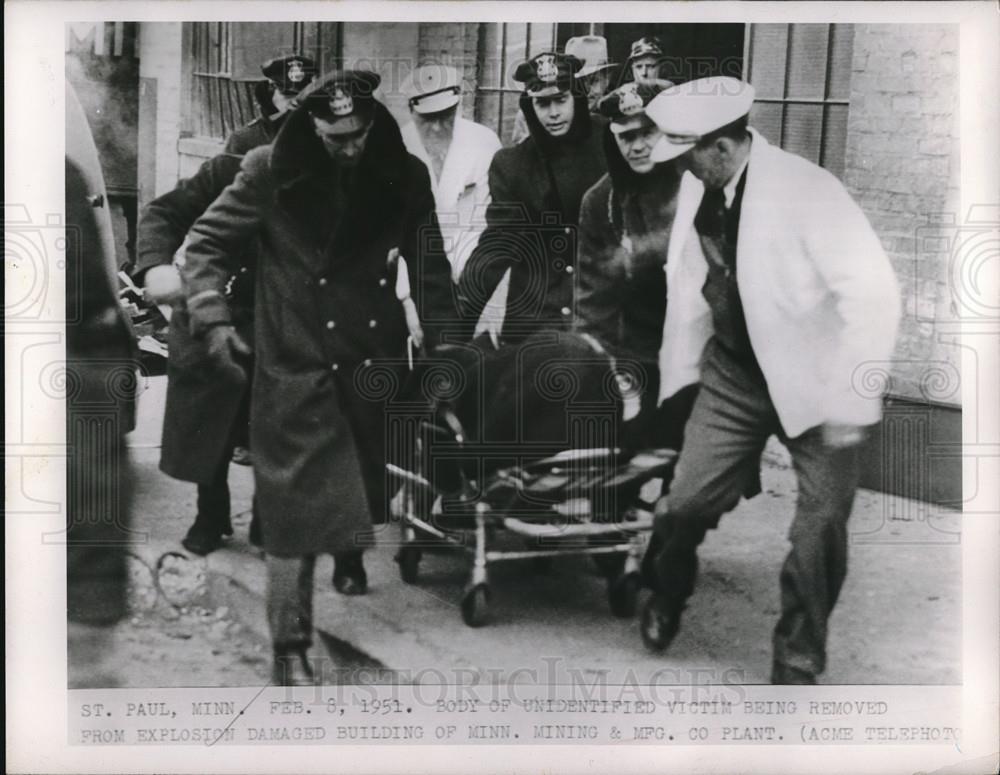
[135,33,900,687]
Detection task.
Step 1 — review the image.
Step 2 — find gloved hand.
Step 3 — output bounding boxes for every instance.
[205,324,251,385]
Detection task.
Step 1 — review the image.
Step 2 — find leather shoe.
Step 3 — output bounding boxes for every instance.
[770,661,817,685]
[640,594,682,653]
[333,552,368,596]
[181,522,226,556]
[272,648,315,686]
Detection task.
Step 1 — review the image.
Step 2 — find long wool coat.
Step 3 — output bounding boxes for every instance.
[182,102,455,557]
[457,92,608,342]
[134,114,283,484]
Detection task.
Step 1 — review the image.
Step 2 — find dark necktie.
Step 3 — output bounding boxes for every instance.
[694,187,732,273]
[694,187,728,238]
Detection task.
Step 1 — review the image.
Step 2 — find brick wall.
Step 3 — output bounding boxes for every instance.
[341,22,421,125]
[843,24,961,405]
[416,23,482,120]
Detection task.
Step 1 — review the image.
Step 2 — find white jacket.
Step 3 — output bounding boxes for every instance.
[401,116,502,279]
[658,129,901,438]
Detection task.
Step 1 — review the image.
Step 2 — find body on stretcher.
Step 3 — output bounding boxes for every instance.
[386,409,677,627]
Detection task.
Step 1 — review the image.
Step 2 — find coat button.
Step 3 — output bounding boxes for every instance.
[318,277,328,287]
[363,358,372,367]
[331,363,339,372]
[379,278,387,287]
[563,227,571,235]
[240,266,248,274]
[561,306,571,316]
[368,319,377,329]
[565,265,574,274]
[326,320,336,330]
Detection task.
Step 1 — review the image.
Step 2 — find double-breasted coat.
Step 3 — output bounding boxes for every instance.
[182,102,456,557]
[134,113,284,484]
[457,92,608,342]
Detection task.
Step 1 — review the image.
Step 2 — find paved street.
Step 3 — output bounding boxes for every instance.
[115,375,962,687]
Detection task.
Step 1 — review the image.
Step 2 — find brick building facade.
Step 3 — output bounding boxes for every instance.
[844,24,960,405]
[125,21,962,502]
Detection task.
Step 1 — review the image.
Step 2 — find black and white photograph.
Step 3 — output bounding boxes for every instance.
[5,2,999,773]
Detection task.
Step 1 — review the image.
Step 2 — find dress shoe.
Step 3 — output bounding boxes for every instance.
[640,594,682,653]
[181,521,227,556]
[272,648,315,686]
[332,552,368,596]
[770,661,817,685]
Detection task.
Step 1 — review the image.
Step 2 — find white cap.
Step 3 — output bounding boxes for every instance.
[401,65,462,114]
[647,76,755,162]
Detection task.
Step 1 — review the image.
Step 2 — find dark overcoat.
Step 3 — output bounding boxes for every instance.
[575,127,683,449]
[134,114,283,484]
[182,102,455,557]
[457,93,608,342]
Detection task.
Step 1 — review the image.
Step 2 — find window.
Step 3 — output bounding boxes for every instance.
[474,23,558,144]
[186,22,341,141]
[744,23,854,178]
[188,23,260,140]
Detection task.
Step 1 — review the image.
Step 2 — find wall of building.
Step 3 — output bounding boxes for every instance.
[136,22,186,206]
[844,24,961,406]
[134,22,965,410]
[416,22,482,120]
[341,21,421,126]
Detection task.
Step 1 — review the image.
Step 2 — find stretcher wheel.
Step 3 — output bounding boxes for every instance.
[461,584,491,627]
[608,572,640,618]
[396,547,422,584]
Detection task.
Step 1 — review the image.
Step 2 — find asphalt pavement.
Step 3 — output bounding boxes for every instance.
[123,375,961,687]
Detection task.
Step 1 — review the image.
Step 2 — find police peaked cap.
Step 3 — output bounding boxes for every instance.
[261,55,318,94]
[598,79,674,133]
[513,52,584,97]
[299,70,382,130]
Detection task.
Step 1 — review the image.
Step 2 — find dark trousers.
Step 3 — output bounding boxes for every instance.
[267,555,316,650]
[649,339,861,676]
[196,450,232,528]
[194,386,251,530]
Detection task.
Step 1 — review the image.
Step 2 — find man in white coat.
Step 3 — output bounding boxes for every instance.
[641,77,901,684]
[400,65,504,337]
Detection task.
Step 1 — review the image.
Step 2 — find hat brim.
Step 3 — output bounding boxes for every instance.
[627,52,663,66]
[312,112,372,136]
[609,115,654,135]
[576,62,618,79]
[650,134,695,162]
[526,83,571,98]
[411,90,461,115]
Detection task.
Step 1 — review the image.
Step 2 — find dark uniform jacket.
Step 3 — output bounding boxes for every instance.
[575,128,684,450]
[182,102,455,557]
[133,113,282,484]
[457,92,608,342]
